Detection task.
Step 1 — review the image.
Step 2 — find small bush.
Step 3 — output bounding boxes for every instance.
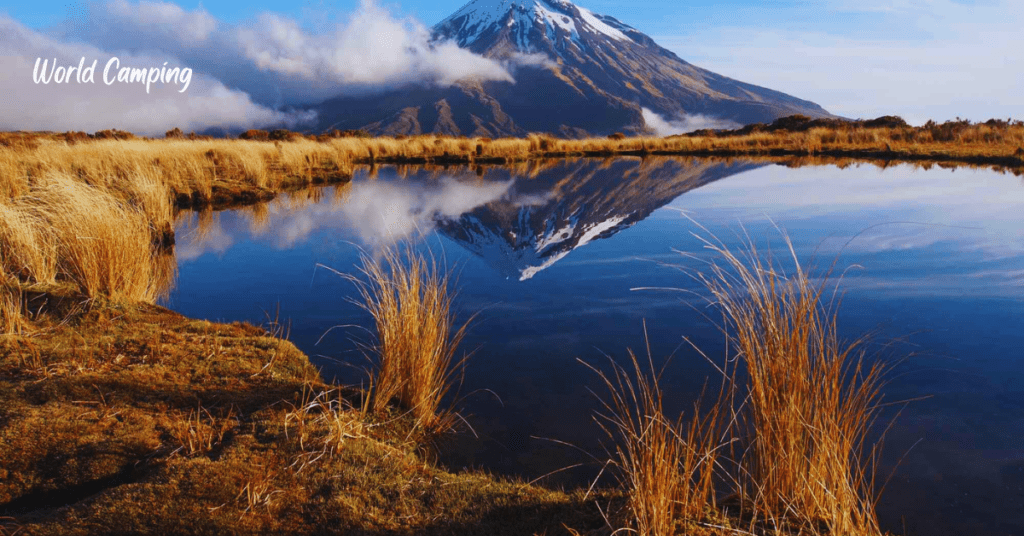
[769,114,813,131]
[862,115,909,129]
[269,129,301,142]
[58,131,92,145]
[93,129,136,140]
[239,130,270,141]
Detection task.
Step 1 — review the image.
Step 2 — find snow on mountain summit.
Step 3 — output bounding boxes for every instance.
[437,0,633,49]
[317,0,834,137]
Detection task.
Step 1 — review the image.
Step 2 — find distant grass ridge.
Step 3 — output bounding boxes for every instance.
[2,114,1022,210]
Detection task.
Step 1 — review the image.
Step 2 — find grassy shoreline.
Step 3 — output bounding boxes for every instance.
[1,251,898,535]
[1,238,900,535]
[3,115,1022,211]
[0,296,609,535]
[0,120,963,533]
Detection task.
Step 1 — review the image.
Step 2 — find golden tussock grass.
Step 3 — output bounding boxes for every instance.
[0,173,173,303]
[0,199,59,284]
[1,285,26,335]
[585,344,728,536]
[4,118,1021,213]
[691,229,890,535]
[168,405,238,458]
[596,225,895,535]
[339,246,472,433]
[283,385,367,470]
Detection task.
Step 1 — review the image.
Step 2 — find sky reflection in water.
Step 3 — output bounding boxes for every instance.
[166,159,1024,536]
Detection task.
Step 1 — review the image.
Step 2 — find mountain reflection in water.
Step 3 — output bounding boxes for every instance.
[167,158,1024,536]
[175,157,762,277]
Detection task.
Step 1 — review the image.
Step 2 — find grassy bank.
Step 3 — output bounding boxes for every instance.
[0,296,607,535]
[0,125,924,533]
[2,115,1022,212]
[0,236,901,535]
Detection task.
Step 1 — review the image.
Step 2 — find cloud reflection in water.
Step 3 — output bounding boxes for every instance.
[175,176,515,260]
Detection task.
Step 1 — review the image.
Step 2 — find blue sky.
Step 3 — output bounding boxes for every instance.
[4,0,956,39]
[1,0,1021,132]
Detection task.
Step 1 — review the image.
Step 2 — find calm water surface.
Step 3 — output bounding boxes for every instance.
[163,158,1024,536]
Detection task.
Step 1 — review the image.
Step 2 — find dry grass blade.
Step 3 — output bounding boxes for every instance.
[236,469,282,519]
[168,405,237,457]
[1,285,27,336]
[583,343,728,536]
[283,385,365,470]
[692,228,890,535]
[337,244,473,434]
[0,516,24,536]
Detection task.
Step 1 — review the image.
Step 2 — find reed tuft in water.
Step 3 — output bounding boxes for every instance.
[342,246,471,433]
[584,344,728,536]
[692,229,890,535]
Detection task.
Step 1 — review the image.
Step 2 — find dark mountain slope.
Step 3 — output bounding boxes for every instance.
[316,0,833,137]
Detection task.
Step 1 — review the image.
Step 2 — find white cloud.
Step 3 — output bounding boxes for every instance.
[507,52,558,71]
[272,178,514,248]
[103,0,218,41]
[175,176,515,260]
[0,15,310,135]
[641,107,740,136]
[60,0,514,106]
[0,0,515,133]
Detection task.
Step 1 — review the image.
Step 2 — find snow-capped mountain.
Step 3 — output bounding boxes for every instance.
[436,157,763,280]
[437,0,635,50]
[316,0,833,137]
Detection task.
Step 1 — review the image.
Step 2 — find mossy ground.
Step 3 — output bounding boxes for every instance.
[0,294,611,535]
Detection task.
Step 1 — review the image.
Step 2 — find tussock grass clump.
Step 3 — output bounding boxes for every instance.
[343,246,471,433]
[0,174,172,302]
[1,285,26,335]
[694,230,890,535]
[34,176,166,302]
[3,118,1022,211]
[585,346,727,536]
[284,386,366,469]
[0,201,59,284]
[168,406,238,458]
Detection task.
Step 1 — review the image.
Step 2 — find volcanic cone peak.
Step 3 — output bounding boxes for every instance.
[315,0,834,137]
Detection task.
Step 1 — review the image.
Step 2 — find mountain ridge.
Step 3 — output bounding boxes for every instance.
[315,0,833,137]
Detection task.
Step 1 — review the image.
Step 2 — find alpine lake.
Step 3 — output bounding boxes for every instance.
[162,156,1024,536]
